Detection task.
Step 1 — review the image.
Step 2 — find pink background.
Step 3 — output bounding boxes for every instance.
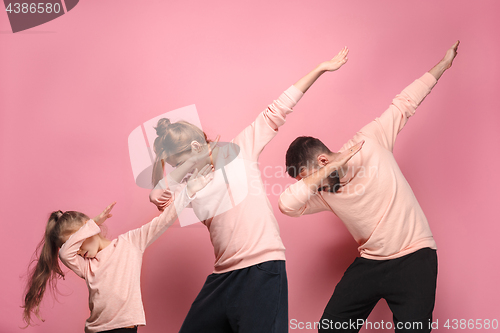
[1,1,499,332]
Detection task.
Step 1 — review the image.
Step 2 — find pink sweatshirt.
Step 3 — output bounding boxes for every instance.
[279,73,438,260]
[59,189,193,333]
[150,86,304,273]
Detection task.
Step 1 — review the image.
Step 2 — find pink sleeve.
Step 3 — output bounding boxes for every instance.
[126,188,194,252]
[359,73,437,151]
[149,174,188,211]
[233,85,303,160]
[149,187,174,212]
[59,220,101,278]
[279,180,330,217]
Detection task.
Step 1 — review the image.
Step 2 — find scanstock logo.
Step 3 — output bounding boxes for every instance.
[3,0,79,33]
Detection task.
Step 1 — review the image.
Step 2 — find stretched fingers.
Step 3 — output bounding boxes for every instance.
[343,140,364,161]
[199,164,212,176]
[104,202,116,216]
[211,135,220,146]
[336,46,349,59]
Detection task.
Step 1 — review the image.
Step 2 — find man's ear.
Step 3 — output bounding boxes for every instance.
[191,141,203,153]
[317,154,329,167]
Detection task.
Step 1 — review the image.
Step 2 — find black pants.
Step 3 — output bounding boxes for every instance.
[99,326,138,333]
[179,260,288,333]
[319,248,438,333]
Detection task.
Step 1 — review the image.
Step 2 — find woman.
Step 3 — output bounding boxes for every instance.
[149,47,360,333]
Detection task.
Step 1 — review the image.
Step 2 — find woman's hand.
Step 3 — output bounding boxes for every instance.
[293,47,349,93]
[93,202,116,226]
[186,164,214,197]
[319,47,349,72]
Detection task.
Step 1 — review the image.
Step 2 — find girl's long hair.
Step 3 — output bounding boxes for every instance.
[151,118,210,187]
[22,210,88,326]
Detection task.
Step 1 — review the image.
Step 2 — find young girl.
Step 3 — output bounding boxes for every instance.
[22,166,213,333]
[148,47,362,333]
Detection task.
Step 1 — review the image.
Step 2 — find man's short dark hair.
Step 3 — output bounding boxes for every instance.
[285,136,331,178]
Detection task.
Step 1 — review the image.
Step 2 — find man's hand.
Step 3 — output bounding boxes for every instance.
[441,40,459,70]
[93,202,116,226]
[325,140,364,175]
[429,40,459,80]
[302,140,364,193]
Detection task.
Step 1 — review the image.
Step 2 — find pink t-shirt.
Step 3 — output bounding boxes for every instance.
[279,73,438,260]
[150,86,304,273]
[59,189,193,333]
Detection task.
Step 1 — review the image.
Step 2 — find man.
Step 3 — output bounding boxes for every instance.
[279,41,459,333]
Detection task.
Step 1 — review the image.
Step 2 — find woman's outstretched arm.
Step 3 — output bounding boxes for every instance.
[293,47,349,93]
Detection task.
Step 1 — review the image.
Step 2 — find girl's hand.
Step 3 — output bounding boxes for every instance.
[186,164,214,197]
[320,47,349,72]
[93,202,116,226]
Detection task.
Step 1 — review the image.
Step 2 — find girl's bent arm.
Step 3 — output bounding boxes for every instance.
[59,221,101,278]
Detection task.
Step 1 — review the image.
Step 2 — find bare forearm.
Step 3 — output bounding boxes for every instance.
[302,167,332,192]
[293,47,349,93]
[301,140,364,191]
[168,160,195,183]
[428,40,459,80]
[428,60,448,81]
[293,65,327,93]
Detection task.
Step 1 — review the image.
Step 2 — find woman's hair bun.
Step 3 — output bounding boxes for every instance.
[53,210,64,221]
[155,118,171,137]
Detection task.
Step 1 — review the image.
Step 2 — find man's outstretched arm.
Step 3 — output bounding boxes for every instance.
[358,41,460,151]
[429,40,459,80]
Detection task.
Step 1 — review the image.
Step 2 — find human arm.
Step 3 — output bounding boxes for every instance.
[150,135,219,210]
[279,141,363,216]
[302,141,363,191]
[293,47,349,93]
[59,220,101,278]
[234,48,349,159]
[92,202,116,226]
[149,164,212,211]
[164,137,219,183]
[186,164,214,197]
[129,166,213,251]
[359,41,459,151]
[149,181,176,211]
[279,181,330,217]
[428,41,459,81]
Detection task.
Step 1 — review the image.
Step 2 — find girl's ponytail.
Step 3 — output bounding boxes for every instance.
[22,210,87,326]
